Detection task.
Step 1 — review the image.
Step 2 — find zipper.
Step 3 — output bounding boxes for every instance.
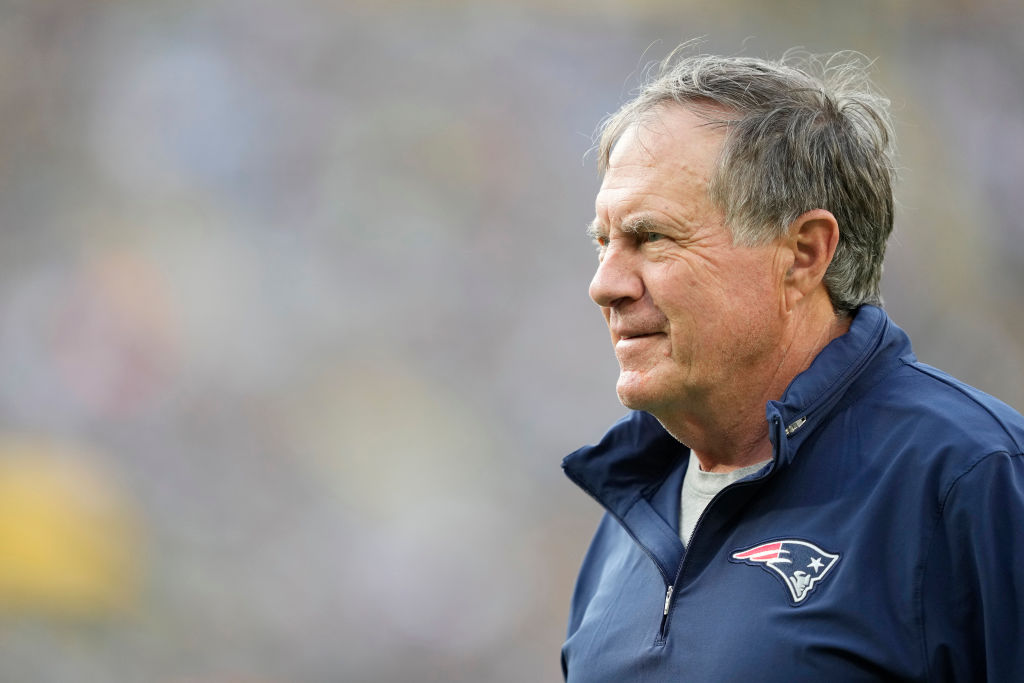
[785,416,807,436]
[564,464,677,642]
[657,415,785,644]
[656,584,674,643]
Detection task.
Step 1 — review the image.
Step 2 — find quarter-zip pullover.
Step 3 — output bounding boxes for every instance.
[562,305,1024,681]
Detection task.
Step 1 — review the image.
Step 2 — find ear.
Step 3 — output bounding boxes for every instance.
[783,209,839,311]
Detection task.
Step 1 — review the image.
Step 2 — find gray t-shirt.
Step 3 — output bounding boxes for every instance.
[680,452,769,546]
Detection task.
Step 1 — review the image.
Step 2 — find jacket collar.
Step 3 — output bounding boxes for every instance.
[564,305,914,510]
[767,305,913,459]
[562,409,689,581]
[562,410,687,517]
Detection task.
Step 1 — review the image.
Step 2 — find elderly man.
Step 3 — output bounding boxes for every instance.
[562,50,1024,681]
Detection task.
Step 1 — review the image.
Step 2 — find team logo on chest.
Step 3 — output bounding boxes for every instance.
[730,539,840,604]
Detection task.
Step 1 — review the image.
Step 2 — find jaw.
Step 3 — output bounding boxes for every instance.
[614,364,686,415]
[612,343,714,422]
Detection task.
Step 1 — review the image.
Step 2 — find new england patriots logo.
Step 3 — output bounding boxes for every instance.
[730,539,840,604]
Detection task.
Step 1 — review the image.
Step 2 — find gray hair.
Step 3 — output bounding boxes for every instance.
[597,48,897,314]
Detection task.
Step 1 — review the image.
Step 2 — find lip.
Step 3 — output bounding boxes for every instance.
[615,331,665,343]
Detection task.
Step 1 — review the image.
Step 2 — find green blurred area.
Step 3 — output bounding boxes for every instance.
[0,0,1021,680]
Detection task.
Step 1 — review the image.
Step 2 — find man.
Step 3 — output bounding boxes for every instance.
[562,49,1024,681]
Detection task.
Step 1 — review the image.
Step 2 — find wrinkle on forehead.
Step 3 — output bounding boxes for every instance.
[608,110,724,186]
[598,106,728,234]
[607,102,730,172]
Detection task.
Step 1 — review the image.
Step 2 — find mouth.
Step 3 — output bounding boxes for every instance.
[616,331,665,343]
[617,327,664,338]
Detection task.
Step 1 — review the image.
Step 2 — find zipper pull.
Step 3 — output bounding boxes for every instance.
[657,584,676,643]
[785,416,807,437]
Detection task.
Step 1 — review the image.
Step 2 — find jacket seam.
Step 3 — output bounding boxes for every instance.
[901,359,1024,452]
[564,467,675,585]
[563,421,686,518]
[563,468,643,533]
[829,354,906,418]
[780,310,887,420]
[918,449,1024,679]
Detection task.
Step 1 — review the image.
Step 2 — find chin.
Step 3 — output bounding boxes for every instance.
[615,368,697,417]
[615,375,663,413]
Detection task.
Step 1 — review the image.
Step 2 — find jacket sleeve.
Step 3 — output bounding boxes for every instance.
[921,449,1024,681]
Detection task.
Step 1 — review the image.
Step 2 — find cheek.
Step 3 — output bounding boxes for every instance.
[694,262,779,337]
[727,254,782,303]
[724,267,785,345]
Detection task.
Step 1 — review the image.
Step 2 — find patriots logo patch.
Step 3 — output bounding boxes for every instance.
[730,539,840,604]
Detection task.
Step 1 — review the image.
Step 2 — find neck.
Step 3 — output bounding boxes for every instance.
[655,301,850,473]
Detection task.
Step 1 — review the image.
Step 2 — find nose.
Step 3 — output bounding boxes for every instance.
[589,242,644,308]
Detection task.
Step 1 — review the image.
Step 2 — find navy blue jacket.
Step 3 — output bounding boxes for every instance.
[562,306,1024,681]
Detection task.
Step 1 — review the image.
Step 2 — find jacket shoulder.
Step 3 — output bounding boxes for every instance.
[890,359,1024,454]
[828,357,1024,493]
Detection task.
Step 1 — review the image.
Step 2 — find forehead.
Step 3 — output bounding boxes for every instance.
[596,105,726,223]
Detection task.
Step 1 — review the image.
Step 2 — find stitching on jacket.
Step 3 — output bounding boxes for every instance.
[903,360,1024,452]
[918,449,1024,679]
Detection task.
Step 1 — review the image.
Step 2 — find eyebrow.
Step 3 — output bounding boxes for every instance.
[621,215,661,236]
[587,214,667,242]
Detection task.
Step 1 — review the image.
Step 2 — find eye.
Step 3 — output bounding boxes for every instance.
[643,231,664,243]
[586,223,609,252]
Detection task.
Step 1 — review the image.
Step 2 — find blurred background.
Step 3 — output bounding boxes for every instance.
[0,0,1022,681]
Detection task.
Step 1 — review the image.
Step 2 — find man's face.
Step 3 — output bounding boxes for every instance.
[589,105,788,418]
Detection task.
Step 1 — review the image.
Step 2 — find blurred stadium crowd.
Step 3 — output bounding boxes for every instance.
[0,0,1021,681]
